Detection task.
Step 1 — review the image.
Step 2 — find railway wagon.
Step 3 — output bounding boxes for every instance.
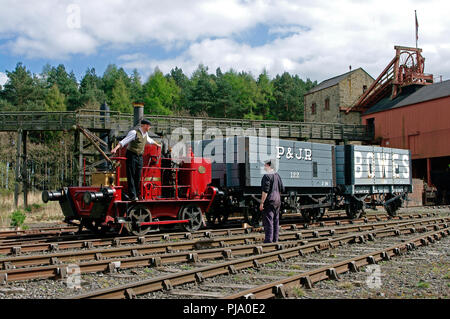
[335,145,412,218]
[42,143,218,235]
[192,136,336,224]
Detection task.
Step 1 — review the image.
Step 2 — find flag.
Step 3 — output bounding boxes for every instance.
[415,10,419,44]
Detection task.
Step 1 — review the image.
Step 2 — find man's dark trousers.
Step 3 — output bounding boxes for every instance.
[126,150,143,200]
[262,204,280,243]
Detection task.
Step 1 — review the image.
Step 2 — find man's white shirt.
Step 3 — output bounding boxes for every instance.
[119,128,156,148]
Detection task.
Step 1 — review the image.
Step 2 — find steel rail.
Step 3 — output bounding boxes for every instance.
[0,231,109,246]
[0,211,402,246]
[1,219,445,284]
[0,213,431,256]
[64,220,449,299]
[1,217,445,271]
[224,228,450,299]
[0,227,79,239]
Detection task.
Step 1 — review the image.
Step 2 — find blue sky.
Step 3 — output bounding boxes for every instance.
[1,0,449,85]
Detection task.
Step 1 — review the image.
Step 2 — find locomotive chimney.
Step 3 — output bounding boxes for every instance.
[133,102,144,127]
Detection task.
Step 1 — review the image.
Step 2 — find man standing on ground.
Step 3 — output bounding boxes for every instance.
[259,159,284,243]
[111,119,161,201]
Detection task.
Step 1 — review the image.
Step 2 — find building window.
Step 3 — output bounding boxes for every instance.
[324,97,330,111]
[363,85,368,93]
[311,103,316,115]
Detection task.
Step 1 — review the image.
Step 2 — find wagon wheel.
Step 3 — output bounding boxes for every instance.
[179,205,204,232]
[301,209,314,223]
[315,207,326,220]
[385,194,401,217]
[345,199,364,219]
[126,204,152,236]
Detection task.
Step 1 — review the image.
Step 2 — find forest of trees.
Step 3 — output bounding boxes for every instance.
[0,63,317,122]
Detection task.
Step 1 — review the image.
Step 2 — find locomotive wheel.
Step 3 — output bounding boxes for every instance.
[179,205,204,232]
[126,204,152,236]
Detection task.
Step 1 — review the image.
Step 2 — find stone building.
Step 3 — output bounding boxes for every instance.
[304,68,374,125]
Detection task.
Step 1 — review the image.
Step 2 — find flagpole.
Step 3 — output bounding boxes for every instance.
[415,10,418,48]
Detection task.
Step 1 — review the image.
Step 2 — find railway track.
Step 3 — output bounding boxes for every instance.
[0,217,446,284]
[0,213,436,256]
[224,228,449,299]
[0,211,361,246]
[63,218,449,299]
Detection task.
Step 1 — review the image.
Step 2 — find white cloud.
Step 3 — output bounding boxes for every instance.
[0,0,450,81]
[0,72,8,86]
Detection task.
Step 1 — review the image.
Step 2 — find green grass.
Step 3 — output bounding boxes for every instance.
[289,264,302,270]
[10,210,26,227]
[180,265,193,271]
[417,281,430,289]
[286,271,296,277]
[292,287,305,297]
[143,267,154,274]
[337,282,354,290]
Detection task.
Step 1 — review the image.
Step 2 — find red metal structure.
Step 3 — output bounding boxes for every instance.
[346,46,433,113]
[353,45,450,204]
[43,144,218,235]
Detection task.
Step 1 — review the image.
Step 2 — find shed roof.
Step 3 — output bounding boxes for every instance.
[305,67,372,95]
[364,79,450,115]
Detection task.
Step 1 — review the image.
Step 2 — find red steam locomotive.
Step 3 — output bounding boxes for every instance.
[42,143,218,236]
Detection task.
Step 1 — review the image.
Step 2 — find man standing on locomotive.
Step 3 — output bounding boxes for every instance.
[259,159,284,243]
[111,119,161,201]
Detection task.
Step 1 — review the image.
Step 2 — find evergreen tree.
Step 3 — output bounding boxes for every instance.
[45,84,66,111]
[43,64,80,111]
[2,63,46,111]
[130,69,143,103]
[167,67,191,113]
[142,68,180,115]
[102,64,132,105]
[79,68,106,109]
[188,64,216,116]
[271,72,305,121]
[110,77,132,113]
[255,70,274,120]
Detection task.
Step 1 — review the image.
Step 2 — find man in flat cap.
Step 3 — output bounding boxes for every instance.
[111,119,161,201]
[259,159,284,243]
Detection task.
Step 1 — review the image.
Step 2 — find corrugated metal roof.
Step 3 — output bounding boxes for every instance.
[364,80,450,115]
[305,68,367,95]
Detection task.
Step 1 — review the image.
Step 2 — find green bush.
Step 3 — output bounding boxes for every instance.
[10,210,26,228]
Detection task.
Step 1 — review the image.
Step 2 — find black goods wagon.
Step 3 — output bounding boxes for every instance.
[192,136,336,225]
[335,145,412,218]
